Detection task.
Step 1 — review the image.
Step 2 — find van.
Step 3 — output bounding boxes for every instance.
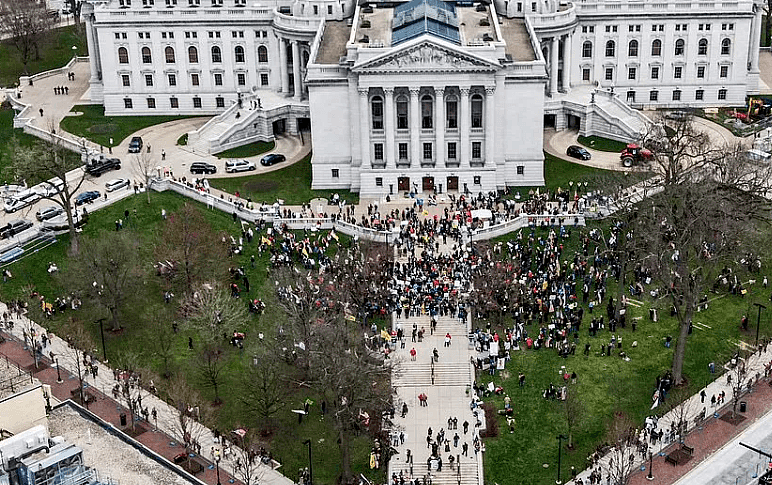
[4,190,41,213]
[746,149,771,163]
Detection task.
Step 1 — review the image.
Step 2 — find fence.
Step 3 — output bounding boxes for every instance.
[0,352,34,398]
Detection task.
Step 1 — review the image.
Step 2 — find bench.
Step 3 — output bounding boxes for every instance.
[665,444,694,466]
[681,444,694,456]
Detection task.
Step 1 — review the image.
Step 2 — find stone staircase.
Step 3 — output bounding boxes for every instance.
[392,361,471,387]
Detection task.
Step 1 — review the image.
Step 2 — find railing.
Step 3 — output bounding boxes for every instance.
[527,4,576,29]
[273,10,322,32]
[102,6,271,19]
[574,0,750,12]
[0,352,35,398]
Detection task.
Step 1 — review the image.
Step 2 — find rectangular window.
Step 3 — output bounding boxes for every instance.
[168,74,176,86]
[145,74,153,86]
[191,73,199,86]
[695,89,704,100]
[649,90,658,101]
[147,98,156,108]
[697,66,705,78]
[531,2,536,11]
[473,175,481,185]
[170,97,179,108]
[606,25,611,33]
[628,67,636,80]
[193,97,202,108]
[122,74,130,87]
[718,88,727,100]
[651,67,659,79]
[582,68,590,81]
[471,141,481,159]
[516,165,524,175]
[115,33,120,39]
[517,2,521,11]
[447,142,456,160]
[260,73,269,85]
[720,65,728,78]
[398,143,408,160]
[674,66,682,79]
[374,143,384,161]
[313,5,318,14]
[237,73,246,86]
[124,98,133,109]
[375,177,383,186]
[216,97,225,108]
[331,169,339,178]
[605,68,613,81]
[446,100,457,128]
[423,143,432,160]
[214,73,223,86]
[672,90,681,101]
[327,4,332,13]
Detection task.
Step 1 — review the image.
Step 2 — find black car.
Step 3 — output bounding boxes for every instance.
[75,191,100,206]
[190,162,217,174]
[1,219,34,239]
[86,155,121,176]
[260,153,286,166]
[128,136,143,153]
[566,145,592,160]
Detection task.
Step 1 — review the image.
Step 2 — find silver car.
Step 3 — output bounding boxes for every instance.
[225,159,257,173]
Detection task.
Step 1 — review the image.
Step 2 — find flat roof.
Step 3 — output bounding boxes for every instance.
[497,17,536,62]
[316,20,351,64]
[0,364,36,401]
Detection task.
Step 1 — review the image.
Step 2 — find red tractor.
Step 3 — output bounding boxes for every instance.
[620,144,653,167]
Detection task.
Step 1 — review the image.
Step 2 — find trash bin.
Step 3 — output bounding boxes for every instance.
[740,401,747,413]
[120,413,127,426]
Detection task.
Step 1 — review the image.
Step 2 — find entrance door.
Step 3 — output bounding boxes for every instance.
[422,177,434,192]
[398,177,410,192]
[446,176,459,191]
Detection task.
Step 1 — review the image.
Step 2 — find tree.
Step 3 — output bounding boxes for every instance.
[62,231,143,331]
[132,151,155,204]
[8,126,89,254]
[238,343,290,431]
[141,306,177,378]
[727,350,763,420]
[470,251,521,328]
[603,412,639,485]
[231,430,266,485]
[0,0,54,73]
[563,387,584,450]
[165,375,213,468]
[662,387,693,442]
[155,204,229,293]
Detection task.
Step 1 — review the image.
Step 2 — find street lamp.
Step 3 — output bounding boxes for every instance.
[56,358,63,383]
[215,454,221,485]
[753,303,766,349]
[96,318,108,363]
[556,434,567,484]
[647,451,654,480]
[303,439,313,485]
[71,45,77,60]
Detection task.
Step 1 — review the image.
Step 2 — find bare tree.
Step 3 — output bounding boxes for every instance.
[0,0,54,73]
[470,251,521,329]
[231,430,266,485]
[238,343,290,431]
[563,387,584,450]
[165,375,212,469]
[131,151,156,203]
[604,413,639,485]
[663,387,693,442]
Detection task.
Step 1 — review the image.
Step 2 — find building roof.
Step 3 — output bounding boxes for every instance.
[392,0,460,45]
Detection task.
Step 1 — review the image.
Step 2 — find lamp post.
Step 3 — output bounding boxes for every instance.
[215,454,221,485]
[753,303,766,349]
[71,45,77,60]
[303,439,313,485]
[56,358,63,383]
[96,318,107,363]
[556,434,567,484]
[647,451,654,480]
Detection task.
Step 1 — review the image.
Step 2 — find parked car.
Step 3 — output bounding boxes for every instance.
[86,155,121,176]
[260,154,286,166]
[225,159,256,173]
[36,205,64,221]
[190,162,217,174]
[566,145,592,160]
[4,190,41,213]
[665,110,690,122]
[105,178,130,192]
[128,136,143,153]
[0,219,34,239]
[75,191,100,206]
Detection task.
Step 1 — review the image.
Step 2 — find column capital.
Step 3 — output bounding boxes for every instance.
[358,88,370,97]
[409,88,420,98]
[384,87,395,96]
[485,86,495,96]
[435,87,445,97]
[459,87,471,97]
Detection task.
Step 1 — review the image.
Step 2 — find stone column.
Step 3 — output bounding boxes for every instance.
[292,40,302,100]
[562,32,572,92]
[384,87,396,168]
[279,38,289,94]
[459,87,470,167]
[485,86,495,166]
[359,88,371,167]
[410,88,420,166]
[85,15,99,83]
[750,5,762,72]
[550,36,559,96]
[435,87,445,167]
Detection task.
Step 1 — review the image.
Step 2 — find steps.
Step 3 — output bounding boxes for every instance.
[392,362,471,387]
[391,460,480,485]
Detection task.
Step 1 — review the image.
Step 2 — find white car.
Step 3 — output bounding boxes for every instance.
[4,190,41,213]
[105,178,130,192]
[33,178,65,197]
[225,159,256,173]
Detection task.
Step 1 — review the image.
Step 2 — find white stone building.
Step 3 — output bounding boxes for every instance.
[82,0,764,195]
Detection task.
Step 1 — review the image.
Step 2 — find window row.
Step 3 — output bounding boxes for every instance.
[632,88,729,102]
[582,38,731,58]
[370,94,486,131]
[123,95,256,109]
[120,72,270,87]
[370,141,487,161]
[585,64,730,82]
[119,0,247,8]
[581,23,734,34]
[117,45,269,64]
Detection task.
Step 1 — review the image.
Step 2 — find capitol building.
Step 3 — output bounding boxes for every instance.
[82,0,764,195]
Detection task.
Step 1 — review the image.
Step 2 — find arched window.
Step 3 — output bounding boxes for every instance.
[118,47,129,64]
[698,38,708,56]
[446,96,457,129]
[211,46,221,63]
[674,39,685,56]
[141,46,152,63]
[371,96,383,130]
[421,95,433,129]
[721,38,731,55]
[165,46,175,63]
[628,39,638,57]
[605,40,615,57]
[582,41,592,58]
[651,39,662,56]
[234,45,245,63]
[396,96,408,129]
[470,94,483,128]
[188,46,198,63]
[257,45,268,63]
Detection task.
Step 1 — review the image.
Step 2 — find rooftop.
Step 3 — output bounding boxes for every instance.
[497,17,536,62]
[316,20,351,64]
[0,359,36,401]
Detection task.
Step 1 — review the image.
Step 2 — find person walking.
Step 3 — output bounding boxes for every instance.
[410,347,417,361]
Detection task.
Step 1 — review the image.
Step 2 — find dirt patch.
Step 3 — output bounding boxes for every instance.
[719,411,747,425]
[88,123,118,135]
[244,180,279,192]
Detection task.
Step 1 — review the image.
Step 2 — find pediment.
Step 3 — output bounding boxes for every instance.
[353,40,499,73]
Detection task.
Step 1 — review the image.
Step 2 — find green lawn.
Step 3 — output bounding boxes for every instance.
[208,153,359,206]
[60,105,206,147]
[215,141,275,159]
[577,135,628,153]
[478,225,770,485]
[0,25,87,88]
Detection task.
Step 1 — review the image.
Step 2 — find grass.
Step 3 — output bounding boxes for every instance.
[214,141,275,159]
[59,105,206,147]
[577,135,628,153]
[176,133,188,146]
[478,225,770,485]
[208,152,360,206]
[0,25,87,88]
